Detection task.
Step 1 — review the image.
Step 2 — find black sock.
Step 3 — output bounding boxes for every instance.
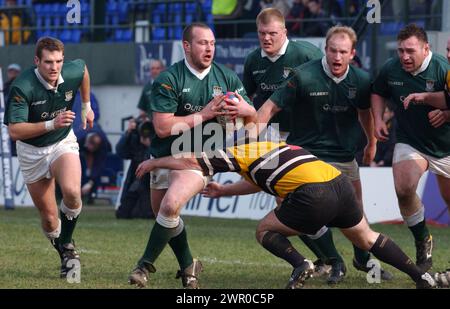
[59,209,78,245]
[261,231,305,268]
[370,234,423,282]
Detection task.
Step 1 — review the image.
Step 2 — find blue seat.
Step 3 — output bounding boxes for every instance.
[152,27,165,41]
[60,29,72,43]
[72,30,82,42]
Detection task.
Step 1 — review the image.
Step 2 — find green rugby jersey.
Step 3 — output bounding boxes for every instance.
[372,54,450,158]
[270,59,371,162]
[243,40,323,132]
[137,82,153,113]
[5,59,85,147]
[149,60,251,158]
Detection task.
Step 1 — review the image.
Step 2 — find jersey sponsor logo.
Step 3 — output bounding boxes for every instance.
[388,80,404,86]
[40,107,67,120]
[260,83,282,91]
[31,100,47,106]
[425,80,435,92]
[323,104,349,113]
[65,90,73,102]
[182,88,190,93]
[252,70,266,75]
[213,86,223,97]
[309,91,329,97]
[348,87,357,99]
[183,103,204,113]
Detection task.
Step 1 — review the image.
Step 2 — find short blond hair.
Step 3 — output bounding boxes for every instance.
[326,26,357,49]
[256,8,285,27]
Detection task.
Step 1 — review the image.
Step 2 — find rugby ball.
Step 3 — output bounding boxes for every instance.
[216,92,244,131]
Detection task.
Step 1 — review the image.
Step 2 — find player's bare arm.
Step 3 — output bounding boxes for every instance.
[357,108,377,165]
[403,91,447,110]
[371,93,389,142]
[80,65,94,130]
[135,153,200,178]
[8,110,76,141]
[256,99,282,132]
[202,180,261,198]
[152,95,225,138]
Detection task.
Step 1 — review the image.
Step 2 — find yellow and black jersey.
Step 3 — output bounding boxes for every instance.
[197,141,341,198]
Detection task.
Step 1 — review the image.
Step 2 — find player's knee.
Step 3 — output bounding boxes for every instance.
[41,213,59,231]
[61,186,81,206]
[255,224,267,244]
[60,200,82,220]
[161,196,182,217]
[395,183,417,202]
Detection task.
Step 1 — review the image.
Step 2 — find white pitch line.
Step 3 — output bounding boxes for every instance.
[199,256,290,269]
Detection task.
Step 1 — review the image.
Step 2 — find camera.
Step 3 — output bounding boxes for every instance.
[122,115,155,139]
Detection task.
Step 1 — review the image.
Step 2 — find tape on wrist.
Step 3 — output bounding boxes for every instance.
[44,119,55,131]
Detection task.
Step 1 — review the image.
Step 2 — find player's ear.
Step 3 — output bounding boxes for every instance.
[34,56,40,66]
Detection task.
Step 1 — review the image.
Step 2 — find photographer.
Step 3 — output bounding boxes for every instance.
[115,115,155,219]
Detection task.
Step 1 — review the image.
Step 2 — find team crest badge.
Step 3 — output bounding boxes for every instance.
[65,90,73,101]
[283,67,291,79]
[425,80,435,92]
[348,87,357,99]
[213,85,223,97]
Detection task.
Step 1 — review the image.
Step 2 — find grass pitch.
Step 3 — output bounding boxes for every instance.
[0,206,449,289]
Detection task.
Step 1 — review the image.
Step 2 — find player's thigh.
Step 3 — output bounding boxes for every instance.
[159,170,206,217]
[340,217,379,250]
[151,188,167,215]
[50,153,82,194]
[392,143,428,195]
[27,178,58,216]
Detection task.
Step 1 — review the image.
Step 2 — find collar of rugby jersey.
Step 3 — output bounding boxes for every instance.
[261,38,289,63]
[321,56,350,84]
[410,51,432,76]
[184,59,211,80]
[34,68,64,92]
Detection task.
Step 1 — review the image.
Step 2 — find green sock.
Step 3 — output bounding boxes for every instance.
[408,220,430,242]
[298,234,326,260]
[59,209,79,245]
[311,229,344,264]
[139,222,177,266]
[353,245,371,265]
[168,227,193,270]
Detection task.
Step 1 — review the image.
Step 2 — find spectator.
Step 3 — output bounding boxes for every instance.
[260,0,291,17]
[138,59,165,118]
[3,63,21,156]
[72,90,100,138]
[115,115,155,219]
[78,123,112,203]
[303,0,330,37]
[286,0,310,36]
[0,0,31,45]
[212,0,243,38]
[3,63,21,99]
[371,107,396,167]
